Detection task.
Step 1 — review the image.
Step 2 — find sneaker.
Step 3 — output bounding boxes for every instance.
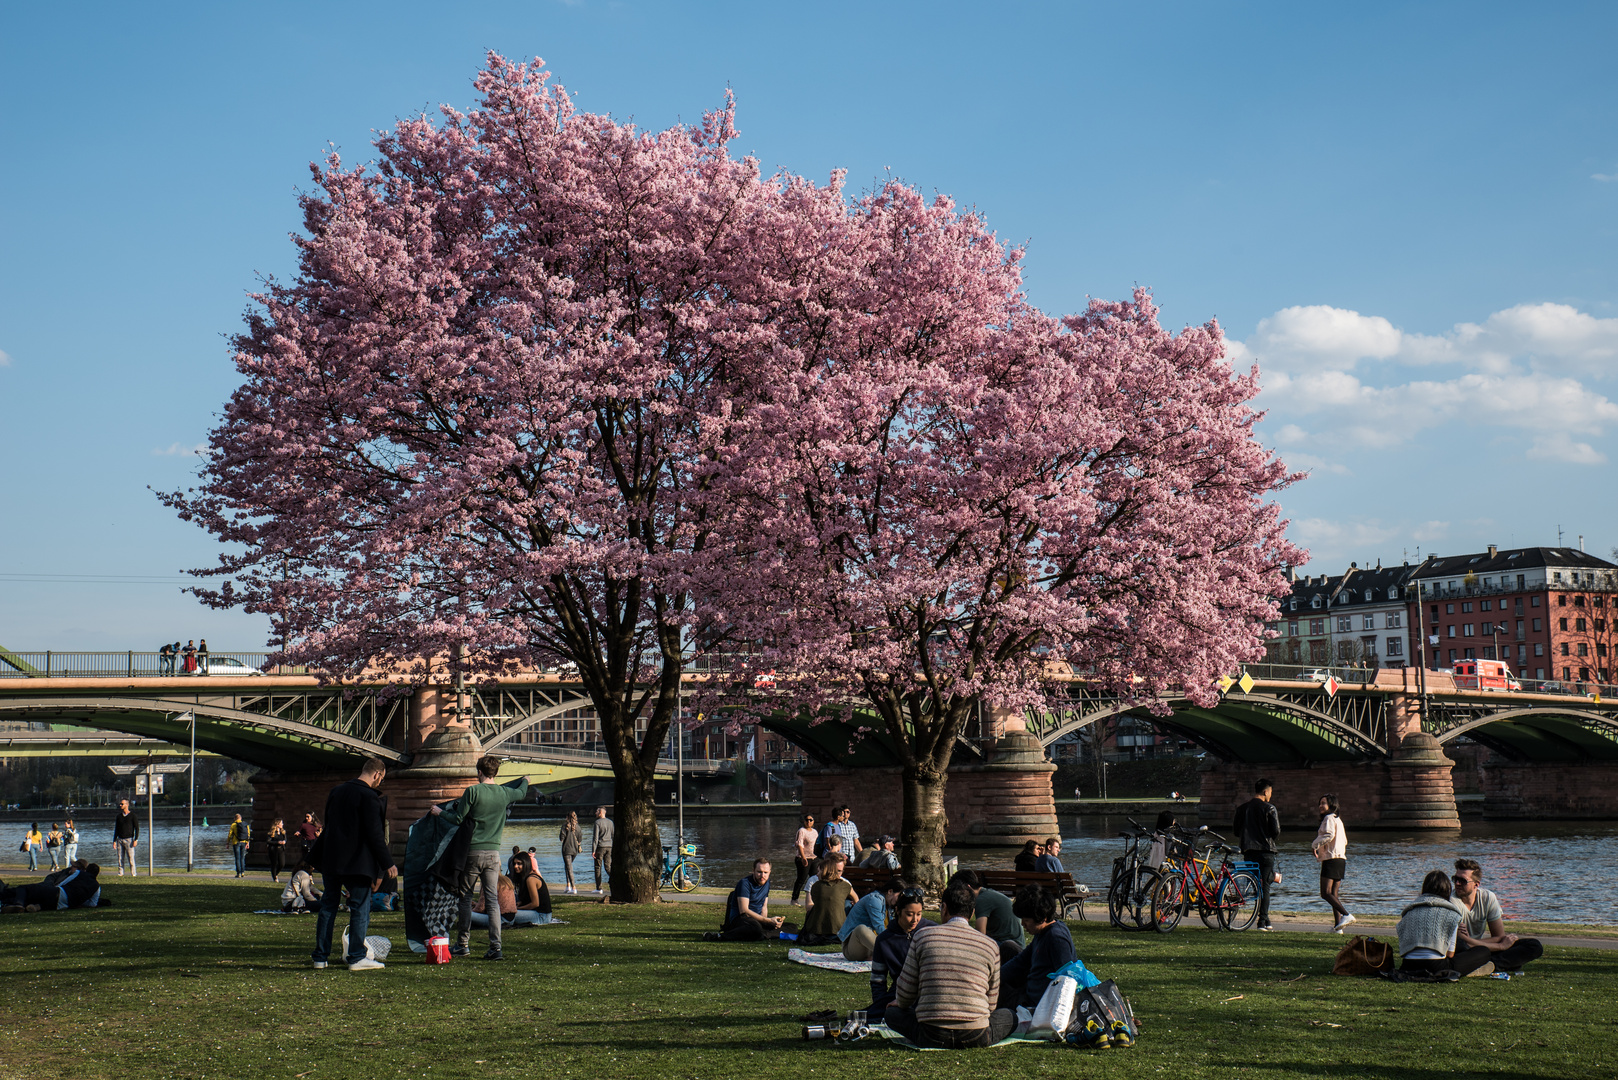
[347,957,385,971]
[1258,923,1273,932]
[1442,969,1462,982]
[483,950,505,961]
[311,961,328,969]
[702,931,721,942]
[449,945,470,958]
[1466,961,1496,977]
[1335,913,1357,932]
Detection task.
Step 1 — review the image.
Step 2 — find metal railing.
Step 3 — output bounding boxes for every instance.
[0,650,304,678]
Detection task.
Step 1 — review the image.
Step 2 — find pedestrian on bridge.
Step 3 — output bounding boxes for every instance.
[182,640,198,675]
[197,639,210,675]
[429,755,530,960]
[112,799,139,876]
[559,812,582,894]
[158,642,176,675]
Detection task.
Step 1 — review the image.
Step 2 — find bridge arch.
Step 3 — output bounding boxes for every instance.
[1431,706,1618,762]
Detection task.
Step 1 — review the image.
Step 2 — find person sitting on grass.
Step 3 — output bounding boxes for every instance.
[1449,859,1543,976]
[802,838,844,914]
[998,885,1077,1009]
[1393,870,1465,981]
[509,851,555,925]
[467,874,517,929]
[884,881,1016,1049]
[950,869,1024,961]
[705,860,787,942]
[869,886,934,1023]
[282,860,322,913]
[840,875,906,961]
[800,853,857,946]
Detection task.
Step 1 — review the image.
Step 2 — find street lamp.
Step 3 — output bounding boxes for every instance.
[1489,623,1510,668]
[185,712,196,872]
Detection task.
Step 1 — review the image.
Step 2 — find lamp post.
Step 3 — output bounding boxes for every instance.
[1490,623,1509,668]
[186,712,196,872]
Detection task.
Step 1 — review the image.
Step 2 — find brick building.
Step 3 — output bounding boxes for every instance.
[1408,546,1618,682]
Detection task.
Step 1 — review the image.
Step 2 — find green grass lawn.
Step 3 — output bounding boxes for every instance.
[0,877,1612,1080]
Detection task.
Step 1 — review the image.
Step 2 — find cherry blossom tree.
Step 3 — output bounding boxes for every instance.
[162,54,844,902]
[699,179,1305,881]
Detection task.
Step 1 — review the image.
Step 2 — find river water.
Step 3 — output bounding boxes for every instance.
[39,813,1617,924]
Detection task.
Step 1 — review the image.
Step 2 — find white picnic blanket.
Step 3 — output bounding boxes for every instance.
[787,947,870,973]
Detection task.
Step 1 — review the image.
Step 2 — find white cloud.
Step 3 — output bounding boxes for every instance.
[153,442,206,457]
[1292,517,1400,549]
[0,348,11,367]
[1412,521,1449,543]
[1594,168,1618,182]
[1526,431,1606,465]
[1235,301,1618,378]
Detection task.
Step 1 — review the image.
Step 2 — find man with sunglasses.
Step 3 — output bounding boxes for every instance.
[1448,859,1543,976]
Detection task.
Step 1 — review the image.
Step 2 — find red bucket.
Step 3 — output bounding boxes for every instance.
[425,935,451,964]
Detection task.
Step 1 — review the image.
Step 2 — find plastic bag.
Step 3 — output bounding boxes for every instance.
[1051,959,1101,988]
[1029,975,1078,1038]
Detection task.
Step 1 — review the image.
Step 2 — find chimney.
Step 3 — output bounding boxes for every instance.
[1376,557,1382,569]
[1488,545,1497,558]
[1580,535,1585,552]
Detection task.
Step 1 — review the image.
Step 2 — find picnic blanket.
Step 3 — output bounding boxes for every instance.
[860,1025,1053,1052]
[253,909,312,915]
[787,947,870,973]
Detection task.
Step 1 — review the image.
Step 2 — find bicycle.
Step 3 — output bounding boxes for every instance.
[1147,828,1261,933]
[659,843,701,892]
[1107,817,1166,931]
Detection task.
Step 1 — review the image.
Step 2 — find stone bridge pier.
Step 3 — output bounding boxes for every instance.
[250,685,484,864]
[1198,689,1460,832]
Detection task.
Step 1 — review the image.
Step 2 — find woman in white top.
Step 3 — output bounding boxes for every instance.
[1311,793,1354,932]
[791,813,818,906]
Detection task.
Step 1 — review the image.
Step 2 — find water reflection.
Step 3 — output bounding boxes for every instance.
[66,813,1618,924]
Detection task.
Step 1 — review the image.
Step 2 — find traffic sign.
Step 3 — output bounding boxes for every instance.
[1237,672,1255,695]
[1323,676,1339,698]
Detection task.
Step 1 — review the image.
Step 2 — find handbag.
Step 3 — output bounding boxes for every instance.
[1029,975,1078,1038]
[18,841,26,853]
[1333,934,1394,976]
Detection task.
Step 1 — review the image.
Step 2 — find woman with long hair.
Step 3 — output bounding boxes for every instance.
[509,851,554,925]
[558,812,582,894]
[1312,793,1353,932]
[267,818,288,881]
[1013,840,1042,873]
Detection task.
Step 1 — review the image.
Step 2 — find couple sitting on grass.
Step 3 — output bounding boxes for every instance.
[1393,858,1543,981]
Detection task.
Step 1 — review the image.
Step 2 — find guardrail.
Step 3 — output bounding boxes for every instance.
[1242,661,1617,698]
[0,650,306,678]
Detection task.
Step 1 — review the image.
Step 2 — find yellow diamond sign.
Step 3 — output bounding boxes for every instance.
[1237,672,1255,695]
[1217,675,1235,693]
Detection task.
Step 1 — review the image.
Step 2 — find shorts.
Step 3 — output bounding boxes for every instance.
[1319,858,1346,882]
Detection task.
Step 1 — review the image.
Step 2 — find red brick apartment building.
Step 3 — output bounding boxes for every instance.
[1408,546,1618,682]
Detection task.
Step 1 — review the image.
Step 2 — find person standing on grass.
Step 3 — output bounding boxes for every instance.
[1233,778,1281,931]
[62,819,78,867]
[267,818,287,882]
[294,812,319,864]
[429,755,529,960]
[885,881,1016,1049]
[228,813,251,877]
[1450,859,1544,976]
[310,757,397,971]
[23,824,41,871]
[831,806,863,858]
[558,812,582,894]
[591,806,614,894]
[792,813,818,905]
[45,824,63,871]
[112,800,139,876]
[1312,793,1353,932]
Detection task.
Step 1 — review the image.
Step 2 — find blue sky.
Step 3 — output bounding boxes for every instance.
[3,2,1616,650]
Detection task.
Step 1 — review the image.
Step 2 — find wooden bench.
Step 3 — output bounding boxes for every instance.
[836,866,1089,922]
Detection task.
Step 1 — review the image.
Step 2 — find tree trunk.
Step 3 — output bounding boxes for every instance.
[610,759,661,903]
[898,758,951,892]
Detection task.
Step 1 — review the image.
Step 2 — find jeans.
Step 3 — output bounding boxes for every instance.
[48,847,60,870]
[562,853,577,889]
[594,847,612,889]
[456,850,503,954]
[1451,939,1544,975]
[313,876,373,965]
[883,1005,1017,1048]
[268,843,284,881]
[471,909,551,928]
[161,654,175,675]
[233,843,249,876]
[1244,850,1277,924]
[63,843,78,865]
[27,847,38,871]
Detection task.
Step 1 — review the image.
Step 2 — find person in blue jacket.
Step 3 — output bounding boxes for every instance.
[998,885,1077,1009]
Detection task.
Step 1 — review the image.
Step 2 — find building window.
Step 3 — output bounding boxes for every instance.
[1388,612,1402,627]
[1289,598,1297,611]
[1446,604,1456,614]
[1364,589,1373,602]
[1575,595,1587,608]
[1532,596,1542,607]
[1598,619,1608,633]
[1580,667,1590,680]
[1559,618,1568,631]
[1483,646,1496,660]
[1517,575,1526,588]
[1578,643,1589,657]
[1534,643,1544,657]
[1517,644,1526,661]
[1447,625,1456,638]
[1564,666,1572,680]
[1337,616,1353,633]
[1363,615,1375,630]
[1599,643,1609,659]
[1480,600,1491,611]
[1514,597,1523,612]
[1386,637,1403,656]
[1559,594,1568,605]
[1310,619,1325,635]
[1462,602,1473,613]
[1554,572,1563,583]
[1536,667,1545,679]
[1431,604,1440,619]
[1309,640,1328,663]
[1561,643,1571,656]
[1388,587,1399,600]
[1577,618,1588,632]
[1448,649,1457,662]
[1288,621,1299,637]
[1533,618,1543,631]
[1464,648,1475,660]
[1463,624,1475,637]
[1312,596,1322,608]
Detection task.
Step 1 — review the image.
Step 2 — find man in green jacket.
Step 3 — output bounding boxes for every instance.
[430,755,529,960]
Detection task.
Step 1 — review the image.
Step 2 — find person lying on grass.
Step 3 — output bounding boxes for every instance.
[869,887,934,1023]
[998,885,1077,1010]
[705,860,792,942]
[0,862,103,912]
[885,881,1016,1049]
[799,853,857,946]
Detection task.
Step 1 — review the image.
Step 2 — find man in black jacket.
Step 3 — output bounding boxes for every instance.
[1233,778,1281,931]
[311,758,398,970]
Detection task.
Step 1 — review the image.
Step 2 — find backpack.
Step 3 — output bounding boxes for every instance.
[1333,934,1395,976]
